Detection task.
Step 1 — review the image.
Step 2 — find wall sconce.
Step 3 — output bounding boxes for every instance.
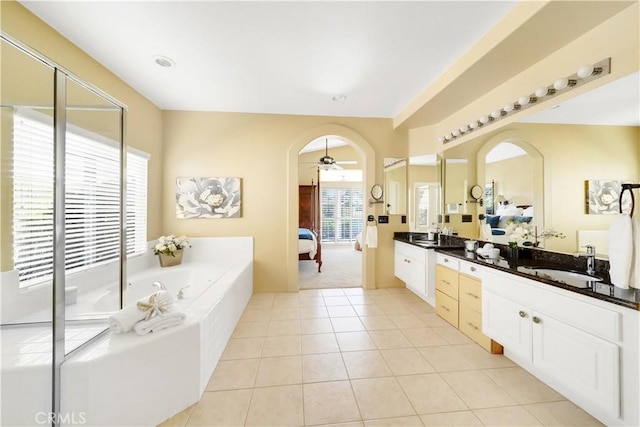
[437,57,610,145]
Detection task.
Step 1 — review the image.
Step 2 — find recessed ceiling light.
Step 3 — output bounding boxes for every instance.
[332,94,347,102]
[154,55,175,68]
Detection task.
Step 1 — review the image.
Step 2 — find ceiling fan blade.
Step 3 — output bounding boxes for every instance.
[335,160,358,165]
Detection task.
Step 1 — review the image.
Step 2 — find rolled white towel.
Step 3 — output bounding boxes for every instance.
[108,290,174,333]
[365,225,378,248]
[133,310,187,335]
[609,214,633,289]
[631,213,640,289]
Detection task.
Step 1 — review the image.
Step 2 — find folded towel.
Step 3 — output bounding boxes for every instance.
[133,310,187,335]
[108,290,174,333]
[365,225,378,248]
[609,214,633,289]
[631,214,640,289]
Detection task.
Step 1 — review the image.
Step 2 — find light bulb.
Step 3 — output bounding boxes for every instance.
[577,64,595,78]
[479,115,489,124]
[503,103,515,113]
[445,133,452,141]
[438,136,445,144]
[469,121,479,129]
[518,95,536,106]
[459,125,468,133]
[534,86,555,97]
[553,78,576,90]
[452,130,460,137]
[490,109,502,119]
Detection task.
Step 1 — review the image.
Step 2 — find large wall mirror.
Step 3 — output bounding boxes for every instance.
[407,155,439,231]
[383,157,407,215]
[441,71,640,257]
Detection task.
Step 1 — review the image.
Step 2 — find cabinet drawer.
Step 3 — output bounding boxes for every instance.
[436,290,458,328]
[436,265,459,299]
[459,308,492,350]
[459,275,482,312]
[459,260,482,279]
[437,253,459,270]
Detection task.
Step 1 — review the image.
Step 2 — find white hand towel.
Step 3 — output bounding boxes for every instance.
[365,225,378,248]
[608,214,633,289]
[108,290,174,333]
[631,213,640,289]
[133,310,187,335]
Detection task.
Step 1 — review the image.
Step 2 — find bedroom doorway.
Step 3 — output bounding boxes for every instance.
[297,136,363,289]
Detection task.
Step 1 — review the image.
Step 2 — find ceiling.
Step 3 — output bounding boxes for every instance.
[20,1,516,118]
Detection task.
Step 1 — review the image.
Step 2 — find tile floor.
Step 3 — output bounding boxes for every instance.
[160,287,603,427]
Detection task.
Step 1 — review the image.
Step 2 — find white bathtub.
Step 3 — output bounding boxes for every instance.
[1,237,253,427]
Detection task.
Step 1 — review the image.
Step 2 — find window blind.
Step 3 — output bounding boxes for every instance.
[12,112,148,287]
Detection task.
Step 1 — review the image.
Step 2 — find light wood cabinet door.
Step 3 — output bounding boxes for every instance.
[435,265,458,299]
[436,290,458,328]
[459,275,482,312]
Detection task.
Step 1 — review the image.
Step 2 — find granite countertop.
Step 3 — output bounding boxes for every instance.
[394,233,640,311]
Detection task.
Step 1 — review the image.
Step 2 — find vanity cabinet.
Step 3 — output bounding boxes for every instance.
[482,269,630,425]
[394,241,435,306]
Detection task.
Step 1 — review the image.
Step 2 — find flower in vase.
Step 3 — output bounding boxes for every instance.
[153,235,191,256]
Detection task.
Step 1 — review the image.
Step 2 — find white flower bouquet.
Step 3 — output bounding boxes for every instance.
[506,222,565,248]
[153,235,190,257]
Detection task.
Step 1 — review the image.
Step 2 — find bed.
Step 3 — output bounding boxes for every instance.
[299,176,322,272]
[485,205,533,244]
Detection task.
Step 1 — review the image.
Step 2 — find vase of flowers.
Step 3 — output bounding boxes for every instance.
[153,235,190,267]
[506,222,566,260]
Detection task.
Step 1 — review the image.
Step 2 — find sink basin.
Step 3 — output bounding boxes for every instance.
[519,267,603,288]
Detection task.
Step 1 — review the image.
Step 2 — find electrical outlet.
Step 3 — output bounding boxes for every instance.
[378,215,389,224]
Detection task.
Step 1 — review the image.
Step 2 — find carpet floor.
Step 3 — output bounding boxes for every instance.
[298,244,362,290]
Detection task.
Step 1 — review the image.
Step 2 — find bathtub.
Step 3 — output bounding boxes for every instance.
[1,237,253,427]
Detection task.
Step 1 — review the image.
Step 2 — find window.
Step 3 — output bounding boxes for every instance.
[12,112,149,287]
[320,186,363,243]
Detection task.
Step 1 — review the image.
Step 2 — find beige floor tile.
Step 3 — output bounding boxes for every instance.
[380,348,435,375]
[261,335,301,357]
[301,333,340,354]
[206,359,259,391]
[336,331,377,352]
[272,299,299,310]
[388,314,427,329]
[328,306,359,317]
[405,302,436,315]
[220,337,265,360]
[299,305,329,319]
[524,401,604,426]
[416,313,451,327]
[441,370,517,409]
[325,296,352,306]
[401,328,449,347]
[352,304,386,317]
[364,415,424,426]
[342,350,393,379]
[302,352,349,383]
[245,384,304,426]
[331,317,366,332]
[299,296,326,307]
[396,373,468,414]
[315,423,364,427]
[240,309,271,322]
[368,329,413,349]
[232,321,269,338]
[377,303,412,315]
[254,355,302,387]
[483,367,565,404]
[322,289,347,296]
[473,405,543,426]
[185,389,251,426]
[431,325,474,345]
[419,410,483,426]
[300,317,334,334]
[343,287,365,295]
[351,377,416,420]
[299,289,324,297]
[245,299,274,311]
[270,308,300,320]
[303,380,362,425]
[160,404,194,426]
[457,344,516,370]
[419,344,514,372]
[266,319,300,336]
[360,316,398,331]
[347,295,375,305]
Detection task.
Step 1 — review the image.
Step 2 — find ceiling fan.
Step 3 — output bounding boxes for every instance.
[303,138,357,170]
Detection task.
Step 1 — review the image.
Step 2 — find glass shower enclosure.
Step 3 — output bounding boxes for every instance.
[1,33,127,426]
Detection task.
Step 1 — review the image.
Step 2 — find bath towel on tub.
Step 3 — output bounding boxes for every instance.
[133,310,187,335]
[108,290,174,333]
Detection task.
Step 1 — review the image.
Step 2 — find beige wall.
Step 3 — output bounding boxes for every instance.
[162,111,407,292]
[486,155,534,207]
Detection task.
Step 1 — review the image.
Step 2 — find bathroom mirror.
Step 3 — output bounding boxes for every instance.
[407,154,439,231]
[441,71,640,257]
[383,157,407,215]
[370,184,383,201]
[470,184,483,201]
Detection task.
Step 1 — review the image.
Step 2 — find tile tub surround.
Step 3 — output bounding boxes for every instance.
[0,237,253,427]
[160,287,603,427]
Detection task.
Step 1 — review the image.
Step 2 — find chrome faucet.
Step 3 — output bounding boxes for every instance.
[581,245,596,275]
[152,281,166,291]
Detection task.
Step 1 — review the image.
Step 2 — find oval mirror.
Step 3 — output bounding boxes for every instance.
[371,184,383,201]
[470,184,483,200]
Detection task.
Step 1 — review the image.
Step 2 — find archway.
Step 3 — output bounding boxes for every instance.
[287,125,376,292]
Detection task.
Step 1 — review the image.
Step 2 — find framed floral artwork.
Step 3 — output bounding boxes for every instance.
[585,179,630,215]
[176,177,241,218]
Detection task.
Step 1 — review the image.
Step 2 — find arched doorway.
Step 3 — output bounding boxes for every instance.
[286,125,376,292]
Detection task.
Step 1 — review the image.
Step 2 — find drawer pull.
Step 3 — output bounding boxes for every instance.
[533,316,541,324]
[444,258,449,263]
[470,267,476,272]
[466,292,479,299]
[466,322,479,331]
[519,310,527,318]
[442,280,450,285]
[440,305,450,312]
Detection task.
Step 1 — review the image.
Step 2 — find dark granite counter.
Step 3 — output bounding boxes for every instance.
[394,232,640,311]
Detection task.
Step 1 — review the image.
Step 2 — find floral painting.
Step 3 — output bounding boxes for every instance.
[176,177,241,219]
[586,179,630,215]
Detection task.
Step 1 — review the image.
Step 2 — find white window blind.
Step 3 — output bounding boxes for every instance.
[320,186,363,243]
[12,112,148,287]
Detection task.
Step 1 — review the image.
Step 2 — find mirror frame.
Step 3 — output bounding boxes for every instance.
[371,184,383,201]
